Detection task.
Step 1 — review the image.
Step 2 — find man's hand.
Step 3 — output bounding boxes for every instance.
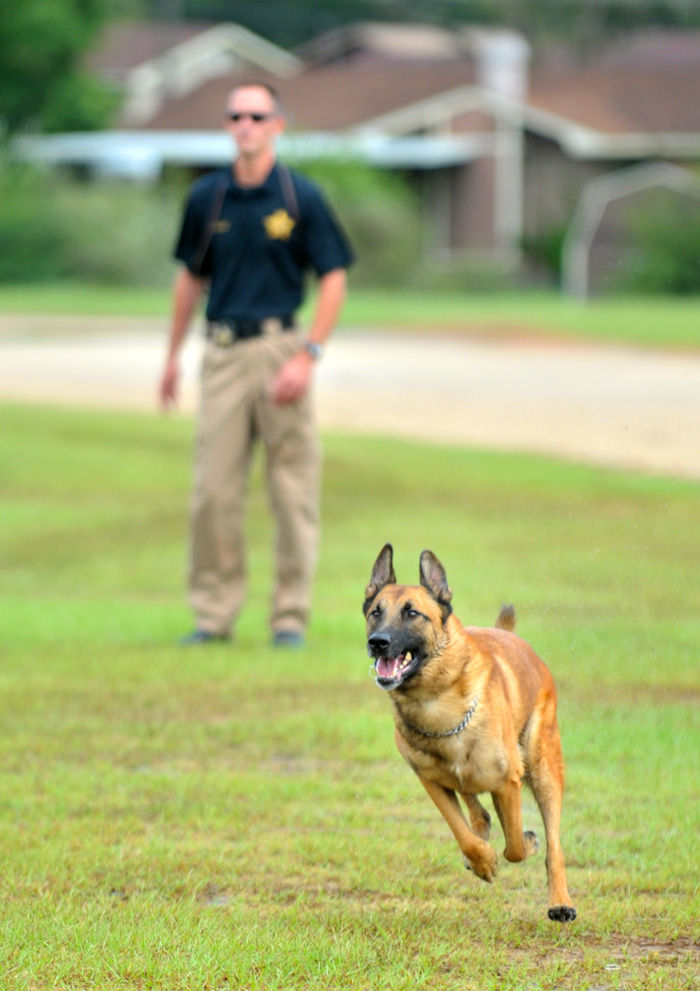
[270,267,345,405]
[159,357,180,411]
[271,350,314,405]
[158,267,206,413]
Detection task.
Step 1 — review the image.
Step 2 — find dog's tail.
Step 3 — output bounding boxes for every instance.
[495,603,516,631]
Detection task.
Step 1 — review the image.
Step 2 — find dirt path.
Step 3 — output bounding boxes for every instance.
[1,314,698,479]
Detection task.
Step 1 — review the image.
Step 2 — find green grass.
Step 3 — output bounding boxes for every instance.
[1,282,700,349]
[343,289,700,350]
[0,282,173,319]
[1,402,698,990]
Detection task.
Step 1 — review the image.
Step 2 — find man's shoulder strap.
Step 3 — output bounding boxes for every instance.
[193,176,228,274]
[277,163,300,221]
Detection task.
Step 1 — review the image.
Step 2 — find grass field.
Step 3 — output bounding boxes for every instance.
[1,282,700,350]
[0,401,698,990]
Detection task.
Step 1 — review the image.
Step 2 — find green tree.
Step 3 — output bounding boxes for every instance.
[0,0,116,134]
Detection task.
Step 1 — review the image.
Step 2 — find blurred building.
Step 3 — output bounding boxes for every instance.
[16,21,700,276]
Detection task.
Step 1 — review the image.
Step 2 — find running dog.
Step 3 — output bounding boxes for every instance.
[364,543,576,922]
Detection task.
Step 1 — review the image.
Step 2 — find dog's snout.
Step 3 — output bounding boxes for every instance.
[368,631,391,655]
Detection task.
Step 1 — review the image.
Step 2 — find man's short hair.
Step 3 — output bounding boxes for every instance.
[229,81,283,115]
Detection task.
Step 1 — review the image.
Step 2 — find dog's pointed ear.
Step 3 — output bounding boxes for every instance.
[419,550,453,617]
[363,543,396,615]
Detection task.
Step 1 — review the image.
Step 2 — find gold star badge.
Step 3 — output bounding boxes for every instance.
[263,209,296,241]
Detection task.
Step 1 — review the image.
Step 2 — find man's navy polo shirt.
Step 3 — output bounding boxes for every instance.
[173,163,354,323]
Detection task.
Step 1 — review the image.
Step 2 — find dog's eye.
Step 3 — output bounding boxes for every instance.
[370,607,382,618]
[407,609,420,618]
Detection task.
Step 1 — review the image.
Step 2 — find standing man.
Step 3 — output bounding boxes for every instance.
[159,82,353,647]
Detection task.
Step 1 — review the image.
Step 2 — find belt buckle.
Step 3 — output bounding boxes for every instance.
[213,324,235,347]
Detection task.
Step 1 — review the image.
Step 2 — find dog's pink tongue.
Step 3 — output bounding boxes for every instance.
[376,657,399,679]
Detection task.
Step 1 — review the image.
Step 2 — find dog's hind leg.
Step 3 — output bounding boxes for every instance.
[526,708,577,922]
[417,776,498,882]
[463,794,492,840]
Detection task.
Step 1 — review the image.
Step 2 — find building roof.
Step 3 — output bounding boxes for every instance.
[296,21,468,63]
[88,22,700,152]
[87,21,216,77]
[90,19,302,125]
[529,30,700,135]
[134,55,476,131]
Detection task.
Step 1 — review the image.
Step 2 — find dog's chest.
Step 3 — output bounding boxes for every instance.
[401,733,508,793]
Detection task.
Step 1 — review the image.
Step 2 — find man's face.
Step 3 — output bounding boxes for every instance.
[225,86,285,157]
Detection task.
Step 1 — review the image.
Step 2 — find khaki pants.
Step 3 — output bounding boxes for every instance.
[188,325,321,636]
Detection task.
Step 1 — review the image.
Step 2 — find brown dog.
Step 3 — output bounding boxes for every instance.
[364,544,576,922]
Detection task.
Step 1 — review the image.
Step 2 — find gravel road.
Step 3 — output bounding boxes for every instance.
[1,314,698,478]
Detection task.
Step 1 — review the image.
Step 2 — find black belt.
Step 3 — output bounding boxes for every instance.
[207,315,295,345]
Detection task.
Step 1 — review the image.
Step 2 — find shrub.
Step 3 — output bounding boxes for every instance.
[296,159,423,286]
[52,178,184,286]
[0,161,67,282]
[612,189,700,294]
[0,161,187,286]
[520,222,569,285]
[0,159,425,288]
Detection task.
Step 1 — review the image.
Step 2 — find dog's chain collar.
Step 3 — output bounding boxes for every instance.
[400,695,479,739]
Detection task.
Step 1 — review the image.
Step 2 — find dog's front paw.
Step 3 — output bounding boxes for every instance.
[548,904,577,923]
[462,848,498,883]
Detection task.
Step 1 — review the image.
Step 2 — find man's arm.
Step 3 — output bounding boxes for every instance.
[272,267,347,405]
[159,266,207,411]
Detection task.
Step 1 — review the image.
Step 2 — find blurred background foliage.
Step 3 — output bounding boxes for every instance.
[0,159,429,289]
[0,0,117,134]
[118,0,700,50]
[610,189,700,294]
[4,158,700,293]
[0,160,181,285]
[299,160,424,288]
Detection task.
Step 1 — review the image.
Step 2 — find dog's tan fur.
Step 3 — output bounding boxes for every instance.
[364,544,576,922]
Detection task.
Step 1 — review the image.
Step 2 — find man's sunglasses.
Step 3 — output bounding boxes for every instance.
[226,112,275,123]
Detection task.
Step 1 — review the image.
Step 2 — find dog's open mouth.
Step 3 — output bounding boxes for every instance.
[373,650,420,690]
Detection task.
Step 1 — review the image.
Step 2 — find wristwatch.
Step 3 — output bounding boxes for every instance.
[303,340,324,361]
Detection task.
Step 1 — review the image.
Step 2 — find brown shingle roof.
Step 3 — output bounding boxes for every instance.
[103,23,700,138]
[530,30,700,134]
[87,20,215,76]
[132,56,475,131]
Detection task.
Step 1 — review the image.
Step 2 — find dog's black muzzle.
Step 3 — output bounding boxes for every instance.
[367,628,423,691]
